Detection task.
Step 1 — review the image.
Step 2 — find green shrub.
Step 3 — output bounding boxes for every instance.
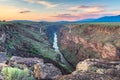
[29,49,38,54]
[2,67,33,80]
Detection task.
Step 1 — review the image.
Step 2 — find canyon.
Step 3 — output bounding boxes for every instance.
[0,22,120,80]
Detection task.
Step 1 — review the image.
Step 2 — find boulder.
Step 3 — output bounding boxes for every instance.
[76,59,101,71]
[76,59,119,72]
[34,63,62,79]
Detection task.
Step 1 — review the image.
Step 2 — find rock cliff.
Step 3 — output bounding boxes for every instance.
[59,24,120,66]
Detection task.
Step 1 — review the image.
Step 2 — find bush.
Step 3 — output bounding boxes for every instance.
[2,67,33,80]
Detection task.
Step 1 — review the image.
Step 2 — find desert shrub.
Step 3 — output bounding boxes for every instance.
[29,48,38,54]
[2,67,33,80]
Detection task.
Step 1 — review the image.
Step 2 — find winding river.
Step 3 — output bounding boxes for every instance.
[53,32,65,63]
[53,32,72,68]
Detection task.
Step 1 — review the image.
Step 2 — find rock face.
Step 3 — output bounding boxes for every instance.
[55,59,120,80]
[59,24,120,66]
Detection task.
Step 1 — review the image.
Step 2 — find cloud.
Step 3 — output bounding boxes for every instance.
[52,14,78,20]
[24,0,57,8]
[52,8,120,21]
[38,0,57,8]
[19,10,31,14]
[69,5,104,13]
[52,13,102,21]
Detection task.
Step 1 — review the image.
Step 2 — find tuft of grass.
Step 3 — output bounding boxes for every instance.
[2,67,33,80]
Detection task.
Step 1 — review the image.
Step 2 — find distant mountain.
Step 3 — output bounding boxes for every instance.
[74,15,120,23]
[94,15,120,22]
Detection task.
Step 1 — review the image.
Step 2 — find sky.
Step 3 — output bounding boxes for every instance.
[0,0,120,21]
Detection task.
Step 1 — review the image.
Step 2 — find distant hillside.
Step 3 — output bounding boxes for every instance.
[94,15,120,22]
[11,20,34,23]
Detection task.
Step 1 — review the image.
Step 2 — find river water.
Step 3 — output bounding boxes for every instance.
[53,33,60,53]
[53,32,66,63]
[53,32,73,70]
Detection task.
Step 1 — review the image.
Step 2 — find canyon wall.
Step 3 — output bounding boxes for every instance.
[59,24,120,66]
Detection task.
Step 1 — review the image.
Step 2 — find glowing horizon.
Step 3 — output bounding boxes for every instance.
[0,0,120,21]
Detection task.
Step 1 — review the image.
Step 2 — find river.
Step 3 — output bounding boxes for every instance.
[53,32,74,71]
[53,33,60,53]
[53,33,70,65]
[53,32,64,63]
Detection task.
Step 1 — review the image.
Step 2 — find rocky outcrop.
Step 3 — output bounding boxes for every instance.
[76,59,120,72]
[59,24,120,67]
[34,63,62,80]
[1,56,120,80]
[55,59,120,80]
[55,70,120,80]
[9,56,43,67]
[9,56,62,79]
[0,56,62,80]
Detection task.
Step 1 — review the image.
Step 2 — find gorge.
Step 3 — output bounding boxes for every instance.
[0,22,120,80]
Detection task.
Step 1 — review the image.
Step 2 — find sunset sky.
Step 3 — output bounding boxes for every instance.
[0,0,120,21]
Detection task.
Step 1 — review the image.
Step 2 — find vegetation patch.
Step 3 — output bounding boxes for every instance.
[2,67,33,80]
